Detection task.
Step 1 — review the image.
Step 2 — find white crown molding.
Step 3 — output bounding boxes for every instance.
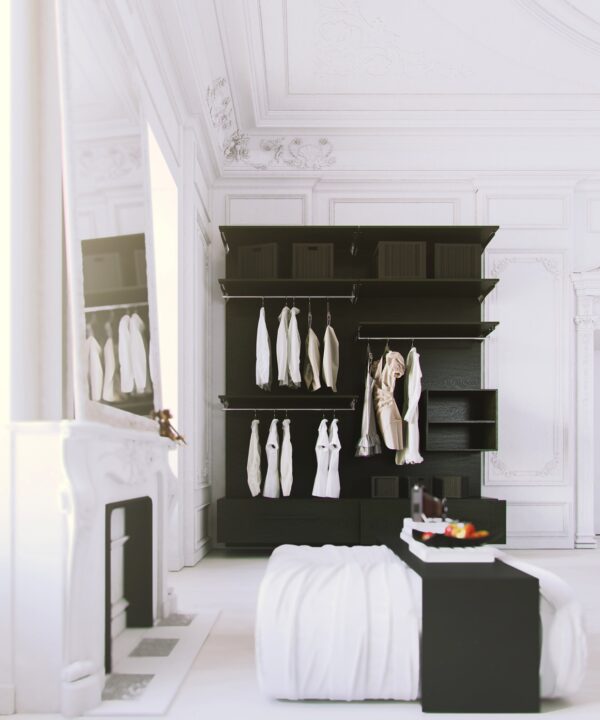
[516,0,600,56]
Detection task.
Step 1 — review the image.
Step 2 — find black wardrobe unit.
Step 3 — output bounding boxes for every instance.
[217,226,505,549]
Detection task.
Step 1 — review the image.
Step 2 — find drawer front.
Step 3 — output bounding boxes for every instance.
[217,498,361,546]
[360,500,410,553]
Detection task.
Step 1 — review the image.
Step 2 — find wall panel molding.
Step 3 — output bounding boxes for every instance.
[485,193,570,229]
[329,197,460,225]
[506,501,570,538]
[485,250,567,486]
[225,193,308,225]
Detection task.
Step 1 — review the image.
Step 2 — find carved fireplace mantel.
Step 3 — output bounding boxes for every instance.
[572,269,600,548]
[8,420,176,715]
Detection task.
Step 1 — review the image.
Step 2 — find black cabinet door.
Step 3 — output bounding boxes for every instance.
[217,497,361,546]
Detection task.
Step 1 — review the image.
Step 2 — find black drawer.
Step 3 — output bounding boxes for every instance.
[217,497,361,546]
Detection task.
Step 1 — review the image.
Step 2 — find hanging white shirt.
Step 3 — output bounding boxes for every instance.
[287,307,301,388]
[129,313,148,394]
[256,306,272,391]
[325,418,341,499]
[303,327,321,391]
[102,336,116,402]
[247,418,262,497]
[312,419,330,498]
[396,347,424,466]
[118,315,133,393]
[276,306,291,387]
[323,325,339,392]
[280,418,293,497]
[263,419,281,499]
[86,335,103,402]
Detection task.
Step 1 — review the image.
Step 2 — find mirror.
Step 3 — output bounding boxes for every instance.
[57,0,162,428]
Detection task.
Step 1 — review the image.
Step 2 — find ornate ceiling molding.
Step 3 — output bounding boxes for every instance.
[207,76,336,171]
[516,0,600,55]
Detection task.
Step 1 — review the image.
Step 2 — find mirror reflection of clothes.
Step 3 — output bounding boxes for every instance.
[129,313,148,393]
[246,418,262,497]
[86,335,103,401]
[118,315,133,393]
[280,418,293,497]
[263,419,281,498]
[396,347,424,465]
[373,351,405,450]
[102,337,116,402]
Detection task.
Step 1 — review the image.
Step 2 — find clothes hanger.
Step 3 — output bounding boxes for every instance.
[261,297,265,308]
[326,299,331,326]
[308,298,312,329]
[254,409,257,419]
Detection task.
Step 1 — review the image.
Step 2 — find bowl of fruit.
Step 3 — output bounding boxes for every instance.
[414,522,490,547]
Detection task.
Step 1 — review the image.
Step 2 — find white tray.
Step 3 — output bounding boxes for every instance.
[400,529,496,564]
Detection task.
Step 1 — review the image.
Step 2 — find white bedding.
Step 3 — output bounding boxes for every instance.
[256,544,587,702]
[256,544,420,701]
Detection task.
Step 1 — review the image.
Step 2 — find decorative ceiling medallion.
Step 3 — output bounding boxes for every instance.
[207,77,336,171]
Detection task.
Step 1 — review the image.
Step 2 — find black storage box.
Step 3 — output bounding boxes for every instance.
[434,243,480,279]
[237,243,278,278]
[292,243,334,278]
[371,476,400,498]
[373,241,427,279]
[433,475,469,498]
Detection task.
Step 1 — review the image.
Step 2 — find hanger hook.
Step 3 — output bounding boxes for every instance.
[254,409,257,419]
[326,299,331,326]
[411,337,414,348]
[261,297,264,308]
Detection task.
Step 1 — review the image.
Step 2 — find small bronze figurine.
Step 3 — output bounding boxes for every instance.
[150,409,187,444]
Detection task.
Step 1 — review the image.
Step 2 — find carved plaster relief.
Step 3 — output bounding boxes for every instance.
[76,137,142,190]
[206,77,336,170]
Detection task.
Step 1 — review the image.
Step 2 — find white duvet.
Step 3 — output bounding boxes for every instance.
[256,544,587,702]
[256,545,421,701]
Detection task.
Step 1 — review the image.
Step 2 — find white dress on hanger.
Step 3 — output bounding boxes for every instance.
[86,335,103,401]
[276,306,291,386]
[373,351,405,450]
[247,418,262,497]
[355,357,382,457]
[102,336,116,402]
[325,418,341,499]
[312,419,330,497]
[396,347,424,465]
[280,418,293,497]
[288,306,301,388]
[129,313,148,394]
[256,306,271,391]
[303,326,321,391]
[263,418,281,499]
[118,315,133,393]
[322,325,339,392]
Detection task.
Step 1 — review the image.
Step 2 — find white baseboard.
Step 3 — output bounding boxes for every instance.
[0,684,15,715]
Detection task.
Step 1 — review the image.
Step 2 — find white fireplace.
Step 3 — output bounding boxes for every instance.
[7,420,176,715]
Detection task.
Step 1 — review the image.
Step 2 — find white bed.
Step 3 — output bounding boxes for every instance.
[255,544,587,702]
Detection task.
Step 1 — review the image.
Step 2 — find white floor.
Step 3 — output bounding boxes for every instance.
[16,546,600,719]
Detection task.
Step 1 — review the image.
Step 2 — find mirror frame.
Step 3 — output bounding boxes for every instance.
[55,0,163,431]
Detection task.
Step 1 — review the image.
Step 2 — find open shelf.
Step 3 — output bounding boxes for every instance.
[220,225,499,254]
[219,278,357,299]
[423,389,498,452]
[218,394,358,411]
[219,278,498,303]
[357,321,499,340]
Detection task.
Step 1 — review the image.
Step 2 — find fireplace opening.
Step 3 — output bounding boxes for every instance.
[105,497,153,674]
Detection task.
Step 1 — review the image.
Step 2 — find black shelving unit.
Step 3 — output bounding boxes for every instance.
[217,225,504,548]
[423,389,498,452]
